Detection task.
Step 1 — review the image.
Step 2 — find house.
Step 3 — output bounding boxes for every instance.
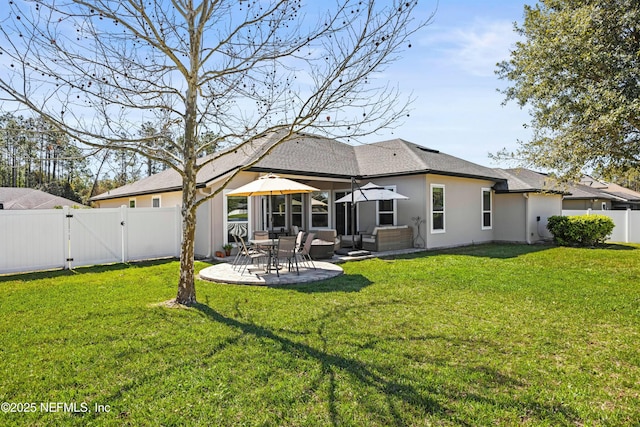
[0,187,84,210]
[562,175,640,210]
[492,168,567,243]
[91,133,564,257]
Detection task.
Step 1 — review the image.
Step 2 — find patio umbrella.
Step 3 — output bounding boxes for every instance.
[226,173,320,230]
[334,180,410,249]
[334,182,409,204]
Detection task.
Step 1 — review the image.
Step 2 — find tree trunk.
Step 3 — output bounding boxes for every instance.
[175,175,198,305]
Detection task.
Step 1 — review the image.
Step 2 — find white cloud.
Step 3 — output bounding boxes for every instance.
[422,19,520,77]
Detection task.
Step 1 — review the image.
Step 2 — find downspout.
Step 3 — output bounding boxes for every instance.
[523,193,531,244]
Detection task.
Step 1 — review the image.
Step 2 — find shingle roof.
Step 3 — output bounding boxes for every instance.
[91,133,507,201]
[0,187,84,209]
[355,139,503,180]
[492,168,568,194]
[92,132,283,201]
[600,183,640,201]
[250,133,359,177]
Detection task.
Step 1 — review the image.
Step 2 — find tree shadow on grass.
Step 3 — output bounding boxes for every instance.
[270,273,373,293]
[600,243,640,250]
[191,302,581,426]
[192,302,444,425]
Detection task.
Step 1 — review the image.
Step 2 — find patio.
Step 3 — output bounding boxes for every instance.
[198,247,425,286]
[199,261,344,285]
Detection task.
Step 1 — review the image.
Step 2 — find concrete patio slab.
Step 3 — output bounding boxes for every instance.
[199,261,343,286]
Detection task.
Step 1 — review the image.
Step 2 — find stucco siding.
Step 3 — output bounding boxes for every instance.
[94,190,182,209]
[425,175,496,249]
[353,175,428,246]
[527,193,562,242]
[493,193,526,242]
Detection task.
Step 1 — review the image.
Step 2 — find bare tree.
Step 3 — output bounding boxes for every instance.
[0,0,430,305]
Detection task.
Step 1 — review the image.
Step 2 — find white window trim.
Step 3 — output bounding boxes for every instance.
[223,190,251,245]
[375,185,397,226]
[128,198,136,208]
[481,188,492,230]
[261,194,288,231]
[152,195,161,208]
[430,184,445,233]
[309,191,332,230]
[290,193,305,230]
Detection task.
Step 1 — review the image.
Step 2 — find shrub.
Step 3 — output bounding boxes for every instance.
[547,214,615,247]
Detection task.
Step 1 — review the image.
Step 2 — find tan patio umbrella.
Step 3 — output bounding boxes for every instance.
[226,173,320,230]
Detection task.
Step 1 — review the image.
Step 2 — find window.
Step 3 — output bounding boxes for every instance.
[291,194,303,229]
[481,188,492,229]
[335,190,357,235]
[152,196,161,208]
[263,194,286,230]
[129,198,136,208]
[377,186,397,225]
[226,194,249,244]
[311,191,329,228]
[431,184,445,232]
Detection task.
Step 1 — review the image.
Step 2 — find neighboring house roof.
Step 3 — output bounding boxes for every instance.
[599,182,640,202]
[565,176,640,202]
[563,183,620,201]
[0,187,83,209]
[492,168,568,194]
[92,133,506,202]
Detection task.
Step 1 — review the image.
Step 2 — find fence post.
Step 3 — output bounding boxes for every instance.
[120,205,128,263]
[626,208,631,243]
[587,208,592,216]
[62,206,71,270]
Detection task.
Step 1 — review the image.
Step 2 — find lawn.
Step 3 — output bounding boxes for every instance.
[0,244,638,426]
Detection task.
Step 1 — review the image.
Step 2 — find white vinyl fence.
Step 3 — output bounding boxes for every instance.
[562,208,640,244]
[1,206,181,274]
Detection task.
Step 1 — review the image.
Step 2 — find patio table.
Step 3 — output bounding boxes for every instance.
[249,238,280,275]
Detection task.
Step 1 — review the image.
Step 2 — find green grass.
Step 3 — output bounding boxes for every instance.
[0,244,639,426]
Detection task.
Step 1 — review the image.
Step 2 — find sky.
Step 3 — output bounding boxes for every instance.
[0,0,533,170]
[359,0,532,168]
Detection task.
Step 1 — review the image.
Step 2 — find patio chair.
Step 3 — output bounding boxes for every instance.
[253,230,269,240]
[296,232,316,270]
[294,230,305,252]
[230,234,244,268]
[235,234,267,275]
[276,236,299,275]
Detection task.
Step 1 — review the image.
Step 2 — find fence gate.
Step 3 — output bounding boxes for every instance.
[1,206,181,275]
[66,207,124,269]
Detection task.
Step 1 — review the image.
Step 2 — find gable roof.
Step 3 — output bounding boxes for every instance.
[0,187,84,209]
[91,133,506,201]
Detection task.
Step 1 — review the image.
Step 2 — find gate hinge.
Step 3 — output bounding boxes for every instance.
[66,258,74,262]
[66,214,73,218]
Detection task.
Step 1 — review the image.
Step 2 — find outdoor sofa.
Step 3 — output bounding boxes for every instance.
[360,225,413,252]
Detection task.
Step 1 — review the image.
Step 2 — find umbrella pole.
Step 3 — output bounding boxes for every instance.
[351,177,356,249]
